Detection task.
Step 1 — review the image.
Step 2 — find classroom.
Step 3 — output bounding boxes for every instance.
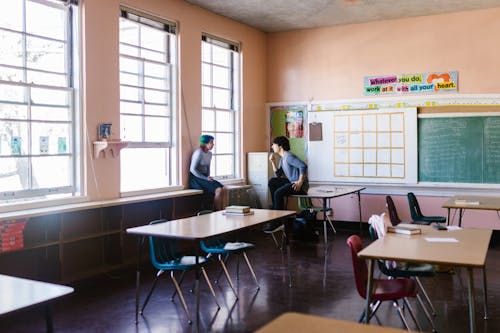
[2,0,500,332]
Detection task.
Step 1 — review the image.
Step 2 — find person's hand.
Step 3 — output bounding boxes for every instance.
[269,153,275,162]
[292,180,303,192]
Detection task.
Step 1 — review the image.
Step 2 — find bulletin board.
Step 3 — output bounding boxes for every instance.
[307,108,418,184]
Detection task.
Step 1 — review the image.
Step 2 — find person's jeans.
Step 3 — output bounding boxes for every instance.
[268,177,305,210]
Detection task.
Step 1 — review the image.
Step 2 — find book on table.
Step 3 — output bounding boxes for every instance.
[387,225,421,235]
[225,205,251,214]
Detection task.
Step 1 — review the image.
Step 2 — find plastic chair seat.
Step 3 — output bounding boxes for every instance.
[407,192,446,225]
[371,278,418,301]
[154,255,211,271]
[201,241,254,254]
[412,216,447,224]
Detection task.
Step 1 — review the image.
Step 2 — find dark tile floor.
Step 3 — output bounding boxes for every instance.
[1,227,499,333]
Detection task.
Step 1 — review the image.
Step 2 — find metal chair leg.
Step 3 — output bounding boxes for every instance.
[417,294,437,332]
[416,277,437,316]
[326,215,336,234]
[171,270,186,300]
[141,270,164,314]
[170,271,192,324]
[243,252,260,289]
[219,254,238,298]
[393,300,412,331]
[201,267,220,308]
[403,297,423,331]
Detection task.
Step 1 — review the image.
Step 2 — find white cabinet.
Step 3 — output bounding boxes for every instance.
[247,152,278,208]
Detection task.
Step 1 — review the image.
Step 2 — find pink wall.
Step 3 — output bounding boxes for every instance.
[82,0,267,199]
[267,8,500,229]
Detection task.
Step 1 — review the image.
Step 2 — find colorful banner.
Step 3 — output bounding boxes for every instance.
[364,71,458,96]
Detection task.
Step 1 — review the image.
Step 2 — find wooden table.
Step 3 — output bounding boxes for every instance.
[291,186,365,245]
[0,274,74,332]
[256,312,408,333]
[126,209,296,329]
[442,195,500,227]
[358,225,492,333]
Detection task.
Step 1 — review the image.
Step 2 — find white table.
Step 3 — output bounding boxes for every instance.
[0,274,73,332]
[126,209,296,329]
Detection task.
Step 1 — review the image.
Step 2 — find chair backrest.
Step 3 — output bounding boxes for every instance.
[407,192,423,220]
[346,235,368,299]
[386,195,402,226]
[148,219,177,268]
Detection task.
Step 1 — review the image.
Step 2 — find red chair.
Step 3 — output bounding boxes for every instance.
[346,235,419,330]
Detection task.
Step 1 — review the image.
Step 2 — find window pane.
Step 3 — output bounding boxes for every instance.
[120,72,140,86]
[213,66,229,88]
[145,76,168,90]
[120,101,142,115]
[216,111,233,132]
[0,120,28,155]
[202,109,215,132]
[0,65,23,82]
[202,86,212,107]
[31,88,69,106]
[32,122,70,155]
[145,117,169,142]
[202,63,211,85]
[144,88,167,104]
[212,46,229,66]
[32,106,70,122]
[120,43,139,57]
[0,84,25,103]
[120,57,140,74]
[120,85,140,102]
[119,19,139,45]
[202,43,211,62]
[27,36,66,73]
[27,1,66,40]
[215,154,233,177]
[140,25,165,53]
[0,0,22,31]
[121,115,142,141]
[141,49,165,62]
[32,156,71,188]
[145,104,169,116]
[0,157,29,192]
[0,104,28,120]
[121,148,171,191]
[28,70,67,87]
[215,133,233,154]
[0,30,23,67]
[213,88,230,109]
[144,62,167,78]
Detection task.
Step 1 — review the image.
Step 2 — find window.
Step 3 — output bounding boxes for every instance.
[0,0,79,202]
[201,34,240,179]
[119,8,177,194]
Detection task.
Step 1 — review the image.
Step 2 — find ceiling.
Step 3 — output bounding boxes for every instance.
[184,0,500,32]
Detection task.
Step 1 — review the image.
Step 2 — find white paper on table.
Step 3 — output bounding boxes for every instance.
[425,237,459,243]
[446,226,462,231]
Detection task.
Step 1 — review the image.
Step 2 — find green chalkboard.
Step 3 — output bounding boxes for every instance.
[418,116,500,183]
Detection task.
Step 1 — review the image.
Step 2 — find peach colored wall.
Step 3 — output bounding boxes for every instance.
[267,8,500,229]
[82,0,267,200]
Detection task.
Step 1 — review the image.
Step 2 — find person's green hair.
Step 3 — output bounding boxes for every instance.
[200,134,214,145]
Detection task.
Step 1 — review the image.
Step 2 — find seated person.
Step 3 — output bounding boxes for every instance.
[268,136,309,210]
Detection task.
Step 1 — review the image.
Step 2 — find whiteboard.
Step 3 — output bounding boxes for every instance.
[307,108,418,184]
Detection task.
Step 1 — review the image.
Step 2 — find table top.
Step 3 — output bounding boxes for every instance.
[358,224,492,267]
[126,209,296,240]
[291,185,365,199]
[442,195,500,211]
[256,312,407,333]
[0,274,74,315]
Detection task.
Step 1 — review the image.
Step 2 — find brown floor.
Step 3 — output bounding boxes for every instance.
[1,226,499,333]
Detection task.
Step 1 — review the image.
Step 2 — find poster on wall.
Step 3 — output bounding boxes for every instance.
[270,105,307,162]
[364,71,458,96]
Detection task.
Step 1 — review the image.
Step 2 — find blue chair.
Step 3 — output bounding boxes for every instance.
[140,219,219,324]
[407,192,447,225]
[198,210,259,298]
[298,197,335,233]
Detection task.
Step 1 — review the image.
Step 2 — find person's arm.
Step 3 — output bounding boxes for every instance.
[288,155,307,191]
[190,149,210,180]
[269,153,284,177]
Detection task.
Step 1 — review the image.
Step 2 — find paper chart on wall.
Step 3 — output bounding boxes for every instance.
[307,108,418,184]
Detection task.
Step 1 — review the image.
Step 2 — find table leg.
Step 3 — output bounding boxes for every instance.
[364,259,374,324]
[447,208,451,226]
[195,247,201,332]
[357,191,362,234]
[284,219,293,288]
[467,267,476,333]
[323,198,328,247]
[459,208,464,227]
[135,236,145,324]
[483,267,489,320]
[44,304,53,333]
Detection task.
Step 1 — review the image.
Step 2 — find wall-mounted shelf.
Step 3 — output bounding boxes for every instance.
[93,140,128,159]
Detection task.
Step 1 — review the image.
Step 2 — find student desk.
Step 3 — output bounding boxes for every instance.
[126,209,296,329]
[358,225,491,333]
[0,274,74,332]
[291,186,365,245]
[442,195,500,227]
[256,312,408,333]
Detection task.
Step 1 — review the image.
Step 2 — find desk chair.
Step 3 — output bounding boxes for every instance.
[298,197,336,234]
[386,195,402,226]
[346,235,420,331]
[407,192,447,225]
[368,226,438,332]
[141,219,220,324]
[198,211,259,298]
